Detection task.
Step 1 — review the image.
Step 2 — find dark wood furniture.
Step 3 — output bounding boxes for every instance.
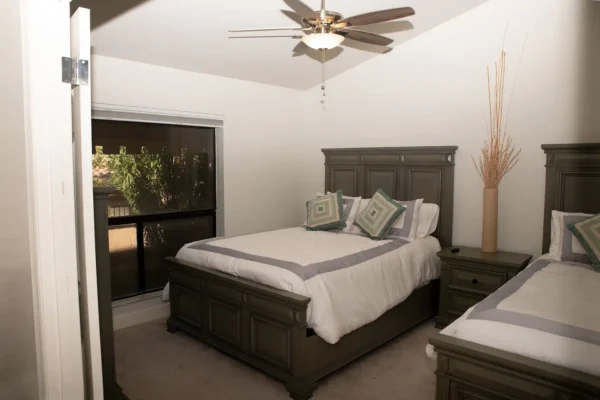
[93,187,128,400]
[430,143,600,400]
[435,247,532,329]
[166,146,457,400]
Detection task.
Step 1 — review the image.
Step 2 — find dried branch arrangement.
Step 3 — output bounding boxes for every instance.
[473,49,522,189]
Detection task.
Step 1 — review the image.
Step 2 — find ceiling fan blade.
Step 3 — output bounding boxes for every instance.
[339,29,394,46]
[292,41,307,56]
[335,7,415,28]
[229,35,303,39]
[229,27,309,33]
[282,0,317,20]
[280,9,307,26]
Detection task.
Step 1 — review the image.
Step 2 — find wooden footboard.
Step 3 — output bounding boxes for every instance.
[166,256,439,399]
[429,333,600,400]
[166,256,311,385]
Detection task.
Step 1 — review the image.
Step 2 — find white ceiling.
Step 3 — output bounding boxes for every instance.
[86,0,487,90]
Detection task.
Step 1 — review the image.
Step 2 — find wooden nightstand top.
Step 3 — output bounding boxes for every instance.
[437,246,532,270]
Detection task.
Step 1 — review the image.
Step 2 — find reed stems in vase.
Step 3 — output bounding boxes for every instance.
[473,49,522,252]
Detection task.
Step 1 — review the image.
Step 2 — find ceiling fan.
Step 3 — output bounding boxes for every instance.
[229,0,415,52]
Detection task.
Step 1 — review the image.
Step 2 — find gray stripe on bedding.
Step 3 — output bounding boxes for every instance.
[468,258,600,345]
[469,309,600,346]
[189,237,408,281]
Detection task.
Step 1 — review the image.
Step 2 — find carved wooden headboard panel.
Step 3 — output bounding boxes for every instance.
[322,146,458,248]
[542,143,600,253]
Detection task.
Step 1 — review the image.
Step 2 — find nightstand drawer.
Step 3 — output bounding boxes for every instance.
[447,290,484,317]
[449,266,505,294]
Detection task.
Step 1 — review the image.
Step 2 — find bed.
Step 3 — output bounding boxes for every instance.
[165,146,457,400]
[429,143,600,400]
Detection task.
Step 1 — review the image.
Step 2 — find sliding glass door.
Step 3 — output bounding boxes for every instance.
[92,119,216,300]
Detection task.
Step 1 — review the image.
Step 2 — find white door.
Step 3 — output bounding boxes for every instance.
[20,0,102,398]
[19,0,91,398]
[70,7,105,400]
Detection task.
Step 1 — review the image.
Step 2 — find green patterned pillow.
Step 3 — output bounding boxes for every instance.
[354,189,406,240]
[306,191,346,231]
[568,214,600,272]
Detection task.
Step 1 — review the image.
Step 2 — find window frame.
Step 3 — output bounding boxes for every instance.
[92,103,224,298]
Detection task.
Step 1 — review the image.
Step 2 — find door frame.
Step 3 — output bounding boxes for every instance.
[19,0,86,398]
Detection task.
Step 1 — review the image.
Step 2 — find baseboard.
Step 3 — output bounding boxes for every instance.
[112,293,170,331]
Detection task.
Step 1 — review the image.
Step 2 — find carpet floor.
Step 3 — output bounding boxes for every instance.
[114,319,439,400]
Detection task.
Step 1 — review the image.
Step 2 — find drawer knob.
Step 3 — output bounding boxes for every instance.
[472,278,479,285]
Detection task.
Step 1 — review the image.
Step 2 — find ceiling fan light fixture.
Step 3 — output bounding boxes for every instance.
[301,32,345,50]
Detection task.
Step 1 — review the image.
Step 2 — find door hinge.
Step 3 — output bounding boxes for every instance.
[62,57,89,86]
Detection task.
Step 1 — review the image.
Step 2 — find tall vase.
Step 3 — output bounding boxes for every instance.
[482,187,498,253]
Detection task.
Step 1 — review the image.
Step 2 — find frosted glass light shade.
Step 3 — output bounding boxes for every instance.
[301,33,345,50]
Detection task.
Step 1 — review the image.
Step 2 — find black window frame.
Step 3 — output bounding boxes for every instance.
[108,209,216,299]
[92,117,219,300]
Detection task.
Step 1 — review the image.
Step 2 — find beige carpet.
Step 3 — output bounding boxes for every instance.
[114,319,439,400]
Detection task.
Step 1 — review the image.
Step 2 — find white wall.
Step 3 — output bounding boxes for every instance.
[300,0,600,257]
[92,55,308,235]
[0,0,40,397]
[93,0,600,256]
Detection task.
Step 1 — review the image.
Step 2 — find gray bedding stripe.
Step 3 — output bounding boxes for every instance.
[300,239,408,280]
[470,309,600,346]
[189,244,308,276]
[189,237,409,281]
[468,258,600,345]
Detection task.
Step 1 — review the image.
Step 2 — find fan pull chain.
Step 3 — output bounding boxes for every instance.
[321,50,326,106]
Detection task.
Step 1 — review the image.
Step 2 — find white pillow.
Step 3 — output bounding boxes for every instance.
[346,199,370,235]
[416,203,440,238]
[549,210,592,264]
[326,192,362,233]
[385,198,423,242]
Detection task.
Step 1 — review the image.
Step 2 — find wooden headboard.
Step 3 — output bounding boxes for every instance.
[542,143,600,253]
[322,146,458,248]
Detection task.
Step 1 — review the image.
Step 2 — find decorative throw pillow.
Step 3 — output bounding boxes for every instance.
[354,189,406,240]
[568,214,600,272]
[305,191,346,231]
[549,210,592,264]
[385,198,423,241]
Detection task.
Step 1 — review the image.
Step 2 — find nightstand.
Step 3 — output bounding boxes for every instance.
[435,246,532,329]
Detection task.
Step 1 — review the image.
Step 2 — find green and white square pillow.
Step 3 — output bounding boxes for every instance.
[354,189,406,240]
[568,214,600,272]
[306,191,346,231]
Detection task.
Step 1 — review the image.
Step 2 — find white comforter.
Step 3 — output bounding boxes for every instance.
[427,256,600,377]
[166,227,441,344]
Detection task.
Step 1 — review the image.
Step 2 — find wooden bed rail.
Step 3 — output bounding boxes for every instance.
[429,332,600,399]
